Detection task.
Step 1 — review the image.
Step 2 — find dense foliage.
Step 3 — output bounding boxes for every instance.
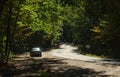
[60,0,120,59]
[0,0,120,64]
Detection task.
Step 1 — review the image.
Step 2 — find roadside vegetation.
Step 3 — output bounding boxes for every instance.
[0,0,120,65]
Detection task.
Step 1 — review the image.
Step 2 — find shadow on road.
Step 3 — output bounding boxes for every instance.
[0,57,112,77]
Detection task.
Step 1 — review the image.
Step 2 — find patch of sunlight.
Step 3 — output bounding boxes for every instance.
[90,26,101,33]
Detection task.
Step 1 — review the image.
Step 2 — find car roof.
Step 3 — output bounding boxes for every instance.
[32,47,41,51]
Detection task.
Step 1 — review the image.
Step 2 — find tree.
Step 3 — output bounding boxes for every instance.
[0,0,24,64]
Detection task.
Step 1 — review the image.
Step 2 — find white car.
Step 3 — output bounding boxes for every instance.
[30,47,42,57]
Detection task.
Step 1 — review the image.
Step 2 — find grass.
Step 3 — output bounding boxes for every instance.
[85,54,106,58]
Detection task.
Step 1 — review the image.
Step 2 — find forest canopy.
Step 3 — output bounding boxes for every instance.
[0,0,120,64]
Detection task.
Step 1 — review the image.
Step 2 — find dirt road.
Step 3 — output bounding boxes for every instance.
[0,44,120,77]
[51,44,120,76]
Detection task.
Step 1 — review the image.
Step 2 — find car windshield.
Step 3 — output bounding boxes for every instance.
[32,47,41,51]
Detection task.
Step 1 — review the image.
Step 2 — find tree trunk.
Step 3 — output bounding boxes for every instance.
[5,2,13,64]
[0,0,7,17]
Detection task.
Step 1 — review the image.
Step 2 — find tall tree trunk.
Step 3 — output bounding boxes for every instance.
[5,2,13,64]
[11,0,21,52]
[0,0,7,17]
